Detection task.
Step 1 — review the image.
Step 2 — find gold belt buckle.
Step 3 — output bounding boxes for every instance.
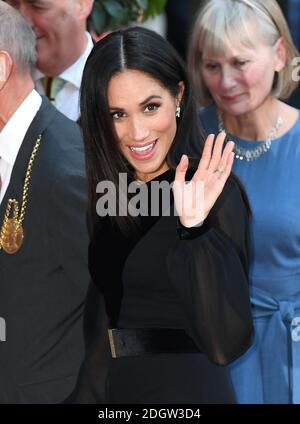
[108,329,117,358]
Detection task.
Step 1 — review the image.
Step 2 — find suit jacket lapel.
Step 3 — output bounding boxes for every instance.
[0,96,57,224]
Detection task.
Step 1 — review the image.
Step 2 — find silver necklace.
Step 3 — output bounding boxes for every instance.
[217,111,283,161]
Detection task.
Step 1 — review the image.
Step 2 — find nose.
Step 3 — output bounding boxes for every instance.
[129,117,150,142]
[220,66,237,91]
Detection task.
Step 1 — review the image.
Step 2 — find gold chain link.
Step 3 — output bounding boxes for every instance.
[18,134,42,224]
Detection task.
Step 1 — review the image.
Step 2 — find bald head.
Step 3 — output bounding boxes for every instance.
[0,1,37,73]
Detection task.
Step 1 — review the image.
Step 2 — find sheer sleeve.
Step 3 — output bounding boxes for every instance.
[167,175,253,365]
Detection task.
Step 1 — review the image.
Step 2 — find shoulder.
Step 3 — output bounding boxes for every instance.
[43,109,83,149]
[40,112,85,179]
[35,97,82,150]
[279,102,300,137]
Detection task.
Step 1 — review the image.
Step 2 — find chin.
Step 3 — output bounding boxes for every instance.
[135,165,158,177]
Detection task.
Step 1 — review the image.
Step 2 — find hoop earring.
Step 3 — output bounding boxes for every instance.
[176,106,181,118]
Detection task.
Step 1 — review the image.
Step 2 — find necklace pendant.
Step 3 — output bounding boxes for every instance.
[1,218,24,254]
[217,110,283,162]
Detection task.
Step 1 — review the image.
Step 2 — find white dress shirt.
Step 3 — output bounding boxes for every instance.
[34,32,94,122]
[0,89,42,204]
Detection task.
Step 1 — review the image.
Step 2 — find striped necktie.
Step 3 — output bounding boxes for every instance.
[42,76,66,105]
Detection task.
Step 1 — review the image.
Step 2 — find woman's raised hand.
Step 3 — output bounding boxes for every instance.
[172,132,235,228]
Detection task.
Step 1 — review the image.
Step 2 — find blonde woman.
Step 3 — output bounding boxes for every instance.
[189,0,300,404]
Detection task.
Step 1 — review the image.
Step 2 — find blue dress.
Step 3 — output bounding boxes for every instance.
[199,104,300,404]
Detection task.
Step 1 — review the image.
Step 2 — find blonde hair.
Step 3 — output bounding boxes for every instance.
[188,0,299,106]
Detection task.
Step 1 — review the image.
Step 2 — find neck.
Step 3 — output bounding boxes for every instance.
[220,97,281,141]
[0,72,34,131]
[136,163,170,183]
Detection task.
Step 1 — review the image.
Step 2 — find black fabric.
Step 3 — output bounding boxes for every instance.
[69,168,253,404]
[0,97,90,403]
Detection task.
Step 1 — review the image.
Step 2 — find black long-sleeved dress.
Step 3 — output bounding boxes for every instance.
[68,168,253,404]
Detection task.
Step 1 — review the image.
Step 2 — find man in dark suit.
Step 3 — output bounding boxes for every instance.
[0,1,90,403]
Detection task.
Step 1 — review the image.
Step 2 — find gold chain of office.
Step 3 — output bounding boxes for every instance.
[0,134,42,254]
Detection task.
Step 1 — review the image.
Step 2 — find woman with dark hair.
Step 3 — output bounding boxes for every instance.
[69,26,253,404]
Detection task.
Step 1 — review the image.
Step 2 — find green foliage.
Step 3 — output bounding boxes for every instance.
[90,0,167,34]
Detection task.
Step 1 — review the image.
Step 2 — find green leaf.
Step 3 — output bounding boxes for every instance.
[102,0,124,18]
[91,0,167,30]
[145,0,166,18]
[108,15,125,29]
[91,3,107,33]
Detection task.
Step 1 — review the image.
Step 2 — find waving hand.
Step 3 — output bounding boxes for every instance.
[172,132,235,228]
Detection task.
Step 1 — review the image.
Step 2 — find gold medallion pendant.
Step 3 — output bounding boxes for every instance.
[1,217,24,254]
[0,199,24,254]
[0,134,42,255]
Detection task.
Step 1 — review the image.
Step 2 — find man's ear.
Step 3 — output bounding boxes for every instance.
[75,0,94,19]
[0,50,13,90]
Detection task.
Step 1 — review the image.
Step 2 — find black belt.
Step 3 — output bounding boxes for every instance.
[108,328,201,358]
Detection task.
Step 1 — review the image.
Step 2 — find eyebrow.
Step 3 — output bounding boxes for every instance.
[109,95,162,110]
[202,55,245,62]
[139,95,162,106]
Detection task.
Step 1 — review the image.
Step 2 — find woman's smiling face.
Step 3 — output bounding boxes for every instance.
[108,69,184,182]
